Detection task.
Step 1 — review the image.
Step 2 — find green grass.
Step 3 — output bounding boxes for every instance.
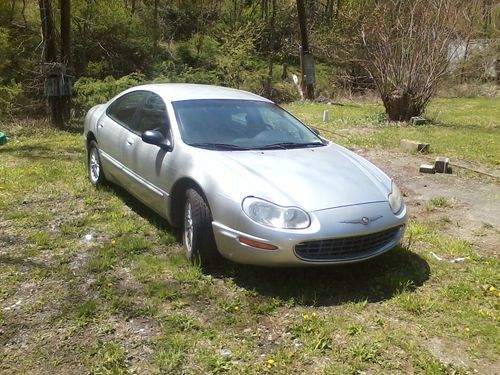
[284,97,500,165]
[0,100,499,374]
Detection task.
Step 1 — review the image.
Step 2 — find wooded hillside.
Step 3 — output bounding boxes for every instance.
[0,0,498,122]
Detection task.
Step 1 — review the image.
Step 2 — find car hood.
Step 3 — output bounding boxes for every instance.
[205,143,391,212]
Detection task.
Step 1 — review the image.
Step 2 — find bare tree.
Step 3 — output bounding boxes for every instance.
[360,0,462,121]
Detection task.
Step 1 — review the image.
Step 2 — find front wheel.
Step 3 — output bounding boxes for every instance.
[87,140,106,186]
[183,189,219,267]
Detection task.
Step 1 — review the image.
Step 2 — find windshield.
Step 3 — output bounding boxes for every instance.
[172,99,324,150]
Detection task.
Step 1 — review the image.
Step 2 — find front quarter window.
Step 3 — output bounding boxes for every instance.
[134,93,170,136]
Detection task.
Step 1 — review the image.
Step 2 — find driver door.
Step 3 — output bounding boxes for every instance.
[122,93,174,214]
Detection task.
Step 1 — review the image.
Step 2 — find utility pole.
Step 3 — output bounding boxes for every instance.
[296,0,315,100]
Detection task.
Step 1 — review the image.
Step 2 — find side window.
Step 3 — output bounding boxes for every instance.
[134,93,169,135]
[107,91,147,128]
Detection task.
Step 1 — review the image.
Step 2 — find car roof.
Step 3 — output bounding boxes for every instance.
[125,83,273,103]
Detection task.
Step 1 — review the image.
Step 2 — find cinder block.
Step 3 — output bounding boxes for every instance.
[419,164,435,174]
[400,139,430,153]
[410,116,426,125]
[434,157,450,173]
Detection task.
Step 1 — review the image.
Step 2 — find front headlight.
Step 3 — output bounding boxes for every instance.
[242,197,310,229]
[388,181,403,214]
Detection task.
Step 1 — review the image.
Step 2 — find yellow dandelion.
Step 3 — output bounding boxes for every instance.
[234,306,239,311]
[111,239,116,245]
[267,359,275,365]
[465,327,470,332]
[303,313,309,320]
[488,286,496,292]
[311,312,317,318]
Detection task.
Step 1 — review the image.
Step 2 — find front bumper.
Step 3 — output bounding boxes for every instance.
[212,201,407,266]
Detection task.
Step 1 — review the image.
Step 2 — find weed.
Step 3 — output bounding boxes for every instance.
[90,341,129,375]
[75,299,99,325]
[396,291,435,315]
[347,323,364,336]
[349,341,381,363]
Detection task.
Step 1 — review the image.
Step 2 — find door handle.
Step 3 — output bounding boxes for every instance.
[97,122,104,129]
[126,137,134,145]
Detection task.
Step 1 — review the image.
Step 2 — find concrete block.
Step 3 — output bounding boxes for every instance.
[434,157,450,173]
[419,164,435,174]
[400,139,430,153]
[410,116,426,125]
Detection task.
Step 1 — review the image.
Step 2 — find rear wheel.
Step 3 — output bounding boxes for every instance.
[87,140,106,186]
[183,189,219,266]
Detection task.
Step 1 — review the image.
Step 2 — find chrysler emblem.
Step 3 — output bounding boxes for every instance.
[341,215,382,225]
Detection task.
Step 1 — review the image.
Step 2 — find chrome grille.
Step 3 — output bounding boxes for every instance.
[294,226,402,261]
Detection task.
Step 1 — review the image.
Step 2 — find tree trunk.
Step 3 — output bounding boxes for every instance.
[38,0,57,62]
[264,0,276,98]
[296,0,315,100]
[60,0,71,124]
[153,0,159,56]
[60,0,71,65]
[39,0,64,128]
[383,89,422,122]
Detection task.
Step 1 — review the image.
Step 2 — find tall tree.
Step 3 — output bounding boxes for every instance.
[264,0,276,98]
[60,0,71,122]
[38,0,57,63]
[39,0,64,127]
[296,0,315,99]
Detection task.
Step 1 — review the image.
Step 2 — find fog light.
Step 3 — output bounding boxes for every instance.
[238,236,278,250]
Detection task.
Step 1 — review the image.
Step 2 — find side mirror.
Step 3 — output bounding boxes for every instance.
[142,130,172,151]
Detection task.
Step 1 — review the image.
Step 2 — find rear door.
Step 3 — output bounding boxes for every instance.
[97,91,148,184]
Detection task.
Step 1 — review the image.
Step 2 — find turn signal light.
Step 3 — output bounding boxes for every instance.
[238,236,278,250]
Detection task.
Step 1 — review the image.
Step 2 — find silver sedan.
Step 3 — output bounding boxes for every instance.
[84,84,407,266]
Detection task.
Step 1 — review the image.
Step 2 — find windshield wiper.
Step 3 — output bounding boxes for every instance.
[188,142,250,150]
[256,142,325,150]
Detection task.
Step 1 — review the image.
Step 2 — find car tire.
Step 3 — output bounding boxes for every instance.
[87,140,106,187]
[183,188,219,267]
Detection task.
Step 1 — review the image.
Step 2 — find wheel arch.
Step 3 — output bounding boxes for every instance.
[86,131,97,150]
[169,177,209,228]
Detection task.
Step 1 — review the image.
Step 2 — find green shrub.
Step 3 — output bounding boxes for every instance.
[73,72,146,117]
[0,81,23,117]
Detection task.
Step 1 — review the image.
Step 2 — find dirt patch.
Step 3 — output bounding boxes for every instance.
[358,149,500,257]
[427,336,500,373]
